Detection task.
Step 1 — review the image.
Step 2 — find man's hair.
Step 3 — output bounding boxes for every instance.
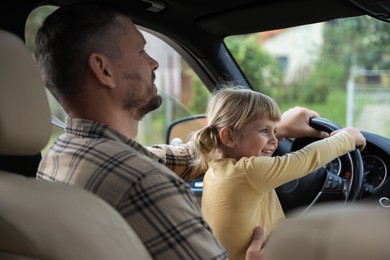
[34,2,129,107]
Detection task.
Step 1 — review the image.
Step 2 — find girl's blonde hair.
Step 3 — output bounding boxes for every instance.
[191,84,281,173]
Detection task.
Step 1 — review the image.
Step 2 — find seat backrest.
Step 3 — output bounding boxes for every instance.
[266,202,390,260]
[0,29,152,260]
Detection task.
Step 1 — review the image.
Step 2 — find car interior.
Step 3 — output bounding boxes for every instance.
[1,0,390,257]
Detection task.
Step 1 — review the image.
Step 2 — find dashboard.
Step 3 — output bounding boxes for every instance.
[324,144,388,197]
[358,131,390,201]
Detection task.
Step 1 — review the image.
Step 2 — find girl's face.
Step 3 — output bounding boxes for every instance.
[233,115,279,158]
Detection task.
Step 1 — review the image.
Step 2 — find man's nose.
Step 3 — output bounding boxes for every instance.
[150,56,159,70]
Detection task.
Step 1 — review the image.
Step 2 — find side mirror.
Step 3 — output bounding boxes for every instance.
[165,114,207,144]
[165,114,207,206]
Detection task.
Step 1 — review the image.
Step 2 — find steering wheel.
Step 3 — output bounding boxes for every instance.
[276,117,364,214]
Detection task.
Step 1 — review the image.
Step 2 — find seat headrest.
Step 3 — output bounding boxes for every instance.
[0,30,51,156]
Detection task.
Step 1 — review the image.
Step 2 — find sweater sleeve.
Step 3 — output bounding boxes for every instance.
[245,131,356,193]
[147,142,199,181]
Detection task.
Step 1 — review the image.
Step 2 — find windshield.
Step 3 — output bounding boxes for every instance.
[225,15,390,138]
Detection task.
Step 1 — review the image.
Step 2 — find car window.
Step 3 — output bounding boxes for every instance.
[225,15,390,138]
[25,5,210,151]
[136,31,210,145]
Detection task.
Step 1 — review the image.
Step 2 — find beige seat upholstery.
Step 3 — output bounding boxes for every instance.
[0,29,152,260]
[266,202,390,260]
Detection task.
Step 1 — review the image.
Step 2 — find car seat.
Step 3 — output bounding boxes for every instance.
[0,29,152,260]
[266,202,390,260]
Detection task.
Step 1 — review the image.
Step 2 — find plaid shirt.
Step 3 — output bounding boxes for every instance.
[37,118,227,260]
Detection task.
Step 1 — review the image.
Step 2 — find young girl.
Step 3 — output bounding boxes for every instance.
[192,86,366,260]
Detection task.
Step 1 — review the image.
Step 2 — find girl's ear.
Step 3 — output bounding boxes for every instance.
[219,127,236,148]
[88,53,115,89]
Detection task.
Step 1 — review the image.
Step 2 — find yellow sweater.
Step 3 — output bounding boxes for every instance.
[201,131,355,260]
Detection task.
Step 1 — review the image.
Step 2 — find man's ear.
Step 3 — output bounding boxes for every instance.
[88,53,115,88]
[219,127,236,148]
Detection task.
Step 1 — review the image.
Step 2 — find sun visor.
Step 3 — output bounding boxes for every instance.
[350,0,390,22]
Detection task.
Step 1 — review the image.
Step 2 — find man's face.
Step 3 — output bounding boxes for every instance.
[113,16,162,120]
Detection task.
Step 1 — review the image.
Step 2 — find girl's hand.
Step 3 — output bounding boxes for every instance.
[331,127,366,151]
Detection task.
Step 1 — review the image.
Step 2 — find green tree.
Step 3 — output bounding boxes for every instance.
[321,16,390,79]
[185,34,284,111]
[25,6,57,53]
[225,34,283,99]
[185,68,211,115]
[293,16,390,103]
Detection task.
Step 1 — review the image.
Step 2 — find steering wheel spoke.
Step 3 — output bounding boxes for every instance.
[320,170,348,200]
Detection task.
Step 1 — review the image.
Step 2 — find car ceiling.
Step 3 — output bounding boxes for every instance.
[0,0,369,56]
[120,0,366,57]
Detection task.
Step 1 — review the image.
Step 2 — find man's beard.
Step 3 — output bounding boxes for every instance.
[135,94,162,120]
[124,93,162,121]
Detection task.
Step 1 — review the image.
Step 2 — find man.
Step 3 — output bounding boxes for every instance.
[35,2,326,259]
